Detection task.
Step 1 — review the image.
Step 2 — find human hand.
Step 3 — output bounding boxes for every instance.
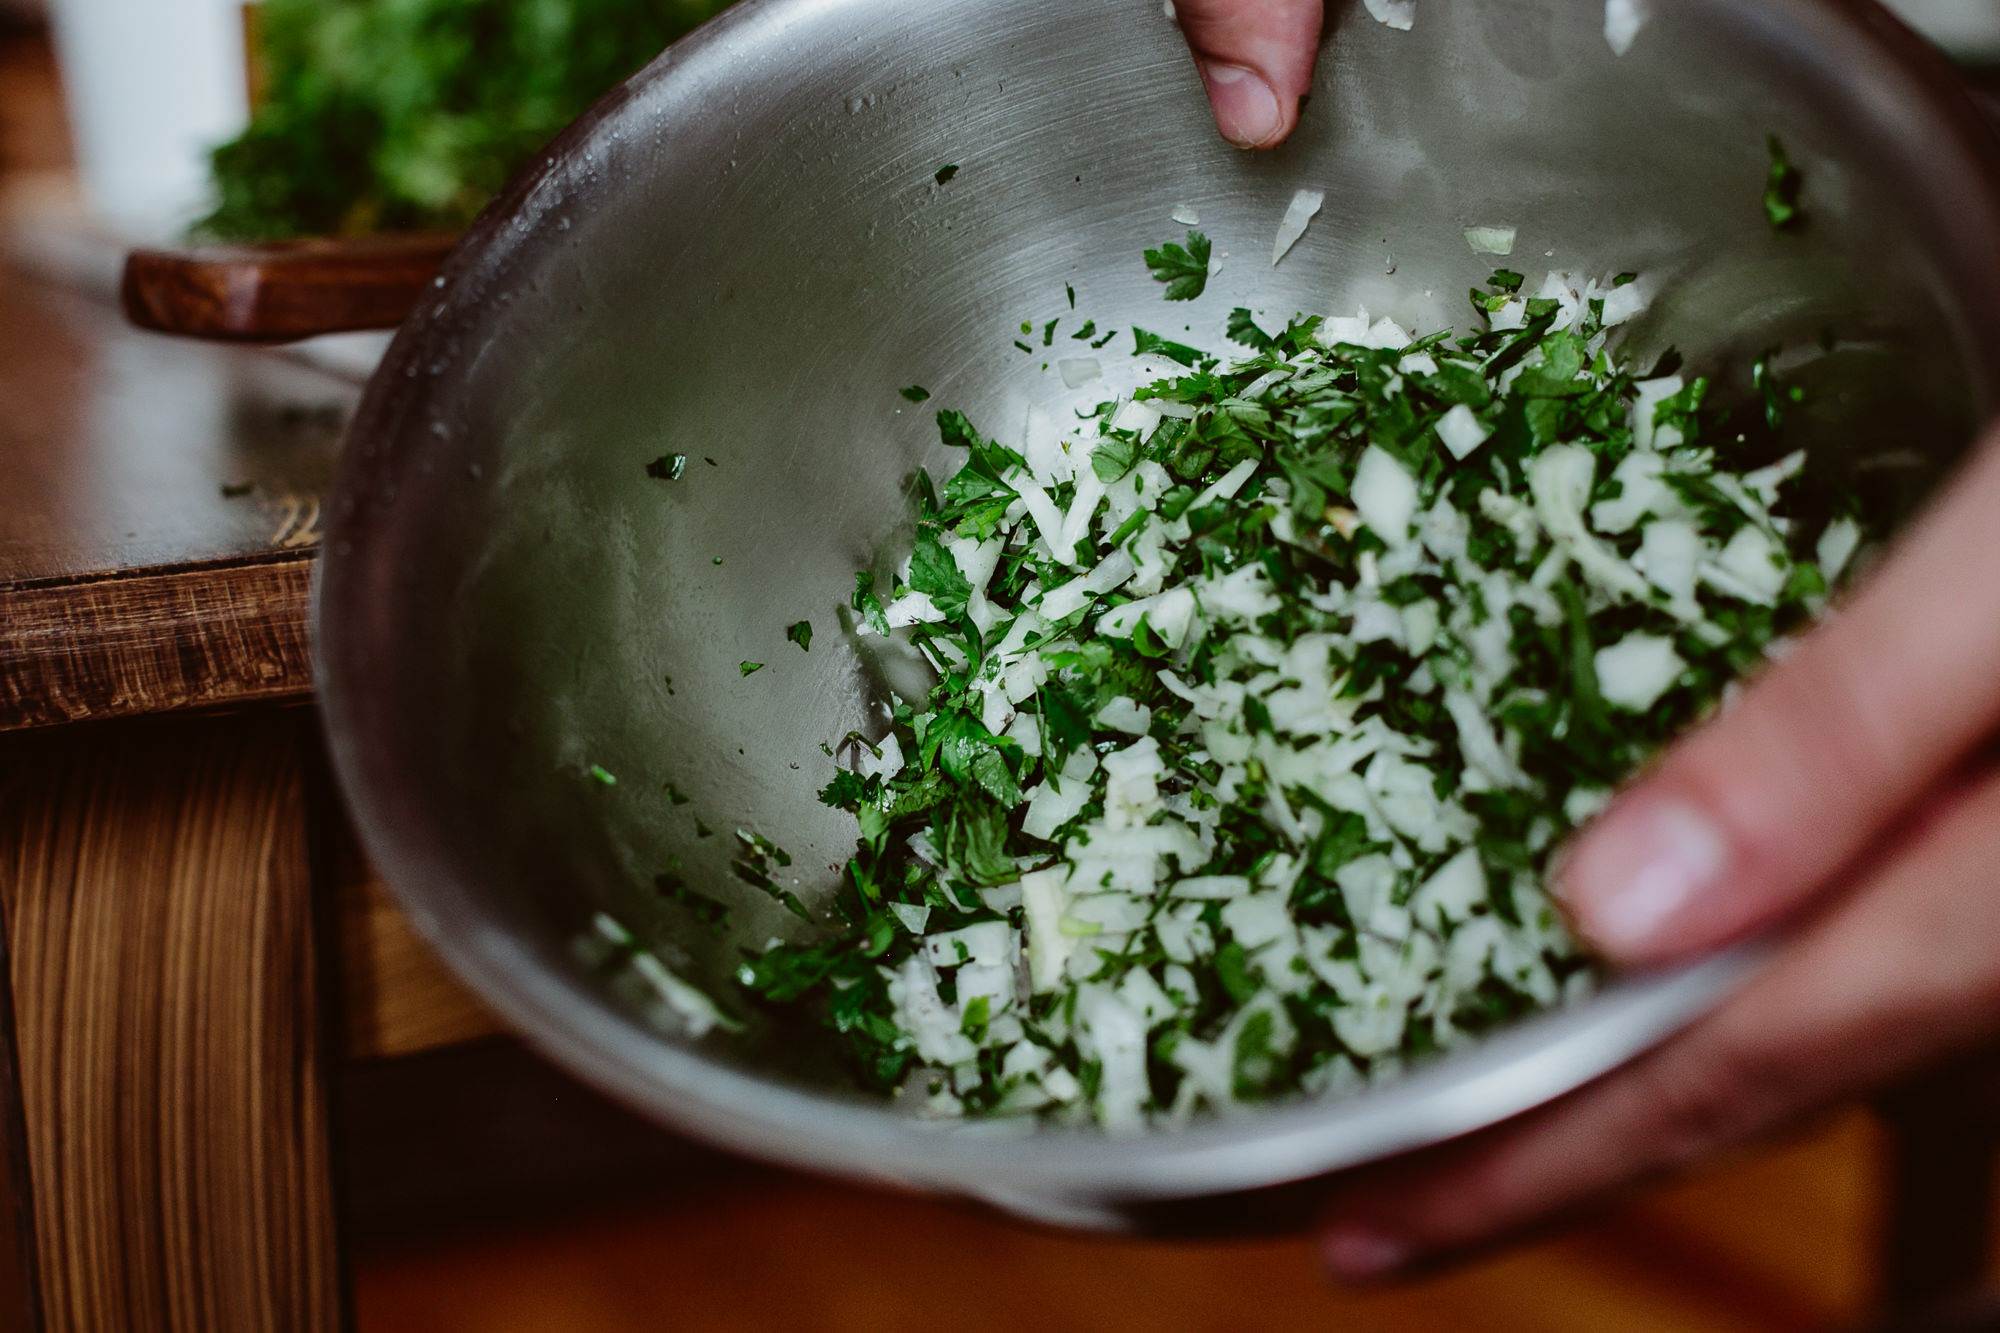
[1320,427,2000,1280]
[1173,0,1324,148]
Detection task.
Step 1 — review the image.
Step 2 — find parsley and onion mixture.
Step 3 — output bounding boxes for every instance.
[723,267,1864,1130]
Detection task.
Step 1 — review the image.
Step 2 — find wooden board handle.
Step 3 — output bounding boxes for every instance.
[121,232,459,341]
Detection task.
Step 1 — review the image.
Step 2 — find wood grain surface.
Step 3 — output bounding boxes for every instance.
[328,827,501,1061]
[0,556,314,732]
[121,234,454,342]
[353,1112,1889,1333]
[0,711,340,1333]
[0,261,354,589]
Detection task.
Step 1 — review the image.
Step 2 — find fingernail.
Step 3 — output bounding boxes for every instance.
[1322,1225,1409,1282]
[1561,798,1729,953]
[1199,61,1284,147]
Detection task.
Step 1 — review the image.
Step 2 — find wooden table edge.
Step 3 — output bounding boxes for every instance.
[0,552,317,733]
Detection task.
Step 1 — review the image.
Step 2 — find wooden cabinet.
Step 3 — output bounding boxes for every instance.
[0,259,504,1331]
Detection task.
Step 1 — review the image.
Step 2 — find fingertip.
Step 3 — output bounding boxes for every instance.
[1556,794,1732,963]
[1320,1224,1410,1284]
[1197,60,1292,148]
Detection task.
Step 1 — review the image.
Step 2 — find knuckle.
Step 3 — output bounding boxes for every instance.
[1625,1038,1775,1168]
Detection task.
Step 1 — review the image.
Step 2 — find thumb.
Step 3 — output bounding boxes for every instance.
[1173,0,1324,149]
[1559,425,2000,965]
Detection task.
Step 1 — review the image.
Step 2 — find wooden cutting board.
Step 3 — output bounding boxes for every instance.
[122,232,458,341]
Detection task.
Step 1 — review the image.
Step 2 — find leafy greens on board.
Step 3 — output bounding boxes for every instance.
[201,0,734,239]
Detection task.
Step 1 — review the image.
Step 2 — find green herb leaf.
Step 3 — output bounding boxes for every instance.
[1133,328,1203,366]
[968,749,1024,807]
[1091,431,1139,483]
[1764,133,1805,233]
[907,534,972,615]
[960,994,990,1041]
[1144,230,1212,301]
[655,872,731,935]
[1226,307,1274,350]
[786,620,813,651]
[1215,941,1257,1004]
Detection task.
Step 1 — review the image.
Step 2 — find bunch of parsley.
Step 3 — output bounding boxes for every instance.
[199,0,733,239]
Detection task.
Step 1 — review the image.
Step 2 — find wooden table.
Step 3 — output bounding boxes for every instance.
[0,256,530,1331]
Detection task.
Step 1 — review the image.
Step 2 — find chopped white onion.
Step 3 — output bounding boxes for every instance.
[1434,403,1490,460]
[1271,188,1325,266]
[1317,306,1372,347]
[1361,0,1415,30]
[1705,524,1787,603]
[1604,0,1648,55]
[1351,445,1420,544]
[1094,695,1154,735]
[1817,517,1861,582]
[1594,632,1686,711]
[1409,847,1485,930]
[1058,357,1102,389]
[1600,278,1648,326]
[1629,375,1684,451]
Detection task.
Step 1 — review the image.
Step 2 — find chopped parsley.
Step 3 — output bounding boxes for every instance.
[732,829,809,920]
[646,453,688,481]
[740,661,764,676]
[1144,229,1213,301]
[656,870,731,935]
[1132,327,1203,365]
[900,385,931,403]
[934,163,959,185]
[787,620,814,651]
[1763,133,1805,233]
[587,764,617,787]
[723,265,1871,1129]
[1226,307,1273,350]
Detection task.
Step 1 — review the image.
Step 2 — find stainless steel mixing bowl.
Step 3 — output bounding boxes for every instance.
[319,0,2000,1231]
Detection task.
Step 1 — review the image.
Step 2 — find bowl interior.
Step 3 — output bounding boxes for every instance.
[321,0,2000,1209]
